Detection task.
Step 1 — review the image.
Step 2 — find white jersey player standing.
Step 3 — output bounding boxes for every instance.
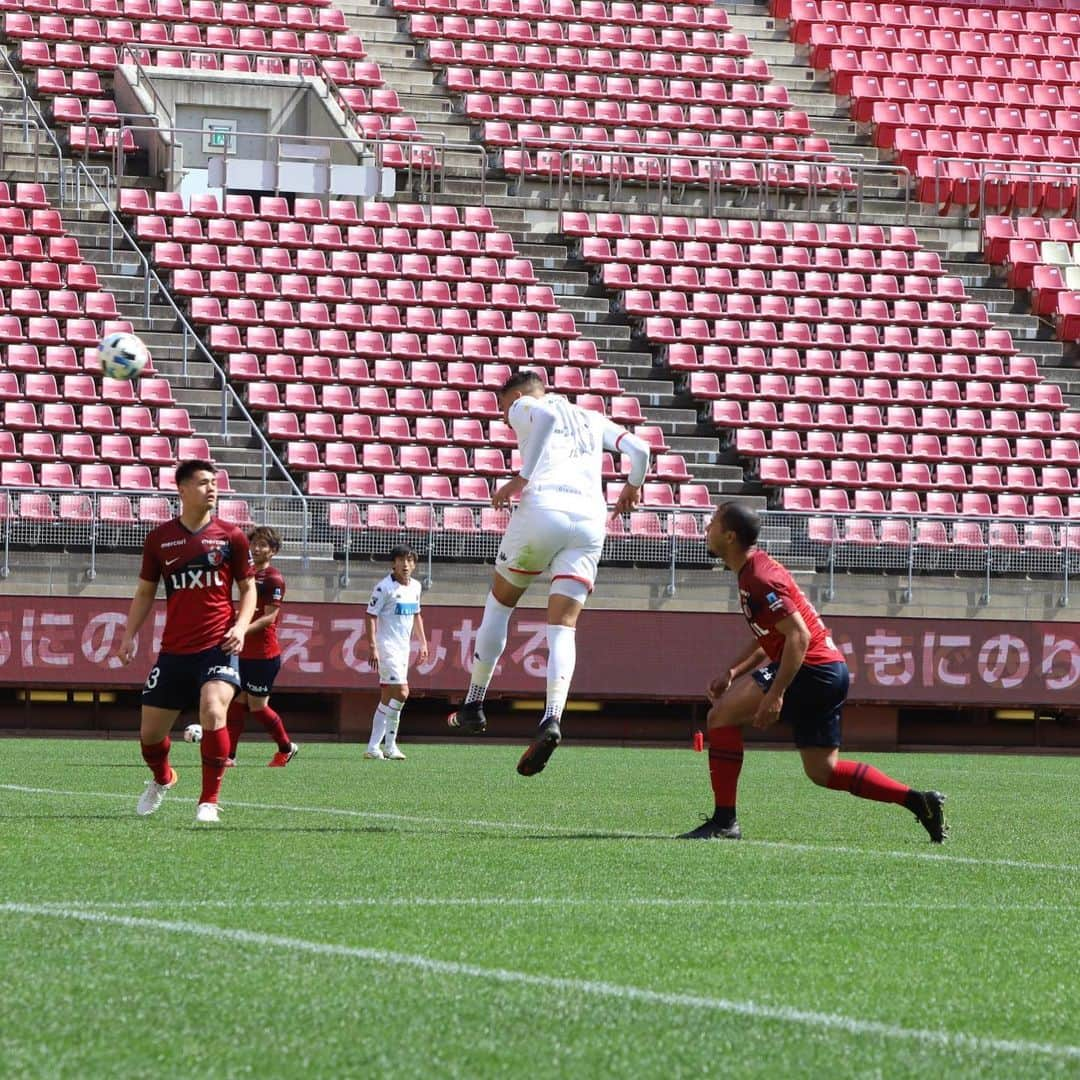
[447,369,651,776]
[364,544,428,760]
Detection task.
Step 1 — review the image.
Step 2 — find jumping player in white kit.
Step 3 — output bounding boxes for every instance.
[447,369,651,776]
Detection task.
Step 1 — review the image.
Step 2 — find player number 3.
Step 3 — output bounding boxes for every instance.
[144,666,160,690]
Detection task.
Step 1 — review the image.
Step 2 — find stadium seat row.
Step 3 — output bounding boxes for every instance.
[0,431,207,466]
[785,2,1080,37]
[784,486,1075,519]
[394,0,728,32]
[1,402,193,435]
[0,372,173,405]
[735,427,1080,464]
[665,344,1040,383]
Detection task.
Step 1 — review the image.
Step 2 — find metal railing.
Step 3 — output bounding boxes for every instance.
[0,54,307,507]
[528,143,910,222]
[0,491,1075,605]
[916,156,1080,232]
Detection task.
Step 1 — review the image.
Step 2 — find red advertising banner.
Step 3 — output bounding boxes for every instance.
[1,596,1079,706]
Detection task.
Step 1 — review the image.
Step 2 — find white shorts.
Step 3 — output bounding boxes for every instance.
[377,651,410,686]
[495,505,606,593]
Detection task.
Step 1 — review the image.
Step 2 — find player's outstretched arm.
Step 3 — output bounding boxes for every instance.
[116,578,158,665]
[222,577,256,655]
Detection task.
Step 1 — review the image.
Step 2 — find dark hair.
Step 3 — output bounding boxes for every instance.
[248,525,281,552]
[499,370,545,396]
[717,501,761,549]
[390,544,417,561]
[175,459,216,485]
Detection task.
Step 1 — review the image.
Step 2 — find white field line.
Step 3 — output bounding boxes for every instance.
[1,902,1077,1064]
[17,897,1079,914]
[3,782,1079,875]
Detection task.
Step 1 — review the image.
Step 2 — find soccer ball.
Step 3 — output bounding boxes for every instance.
[184,723,203,744]
[98,332,149,381]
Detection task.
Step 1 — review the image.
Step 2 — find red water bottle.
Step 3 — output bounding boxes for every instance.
[692,730,704,752]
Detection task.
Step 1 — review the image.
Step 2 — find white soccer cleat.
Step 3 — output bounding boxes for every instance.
[363,746,385,760]
[136,768,177,816]
[194,802,221,824]
[383,746,406,760]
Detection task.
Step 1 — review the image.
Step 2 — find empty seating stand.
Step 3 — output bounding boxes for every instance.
[400,0,847,188]
[568,209,1079,520]
[778,0,1080,212]
[984,215,1080,341]
[5,0,404,160]
[117,190,693,507]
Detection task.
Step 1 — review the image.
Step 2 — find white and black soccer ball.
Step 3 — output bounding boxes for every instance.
[183,723,203,744]
[98,332,149,381]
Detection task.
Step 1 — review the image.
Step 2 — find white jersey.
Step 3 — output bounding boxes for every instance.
[508,394,628,518]
[366,573,422,659]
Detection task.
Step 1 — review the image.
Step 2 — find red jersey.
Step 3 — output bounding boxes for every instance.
[241,564,285,660]
[139,517,253,654]
[737,549,844,666]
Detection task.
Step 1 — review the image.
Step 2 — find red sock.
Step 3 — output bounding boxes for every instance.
[226,700,246,759]
[250,706,291,753]
[199,726,230,805]
[140,737,172,785]
[827,760,910,805]
[707,726,744,812]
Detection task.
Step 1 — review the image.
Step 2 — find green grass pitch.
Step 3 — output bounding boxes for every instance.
[1,736,1078,1079]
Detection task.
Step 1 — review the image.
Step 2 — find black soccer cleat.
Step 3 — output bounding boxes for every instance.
[676,815,742,840]
[447,701,487,735]
[516,718,561,777]
[910,789,948,843]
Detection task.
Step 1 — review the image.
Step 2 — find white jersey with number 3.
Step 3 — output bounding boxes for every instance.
[508,394,614,519]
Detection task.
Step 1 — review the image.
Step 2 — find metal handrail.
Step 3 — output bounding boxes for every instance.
[0,55,307,508]
[531,142,910,221]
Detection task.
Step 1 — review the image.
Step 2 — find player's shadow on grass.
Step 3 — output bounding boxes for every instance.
[224,825,404,835]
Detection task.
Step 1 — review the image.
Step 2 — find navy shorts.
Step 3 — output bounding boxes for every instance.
[142,647,241,712]
[239,656,282,697]
[751,660,849,748]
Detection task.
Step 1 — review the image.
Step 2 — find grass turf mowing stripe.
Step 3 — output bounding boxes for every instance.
[17,897,1080,915]
[2,902,1078,1065]
[3,782,1079,875]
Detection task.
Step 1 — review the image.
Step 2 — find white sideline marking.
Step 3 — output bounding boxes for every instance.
[3,783,1079,875]
[20,896,1079,914]
[1,902,1077,1063]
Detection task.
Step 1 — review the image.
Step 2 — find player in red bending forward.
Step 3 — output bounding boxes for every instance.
[679,502,948,843]
[225,525,298,768]
[117,459,256,825]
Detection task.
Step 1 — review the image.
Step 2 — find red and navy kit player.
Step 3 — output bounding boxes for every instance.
[117,459,256,824]
[226,525,298,767]
[679,502,947,843]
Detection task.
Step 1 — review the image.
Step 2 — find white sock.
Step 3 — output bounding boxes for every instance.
[545,624,576,723]
[382,698,405,750]
[367,702,390,752]
[464,592,514,704]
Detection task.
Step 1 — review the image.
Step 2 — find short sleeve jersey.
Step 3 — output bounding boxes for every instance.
[737,549,844,666]
[241,565,286,660]
[366,573,422,658]
[507,394,611,517]
[139,517,253,655]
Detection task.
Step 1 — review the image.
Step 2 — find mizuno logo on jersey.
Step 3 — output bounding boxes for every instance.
[168,568,225,591]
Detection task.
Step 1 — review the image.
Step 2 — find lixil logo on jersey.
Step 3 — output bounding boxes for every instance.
[168,567,226,591]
